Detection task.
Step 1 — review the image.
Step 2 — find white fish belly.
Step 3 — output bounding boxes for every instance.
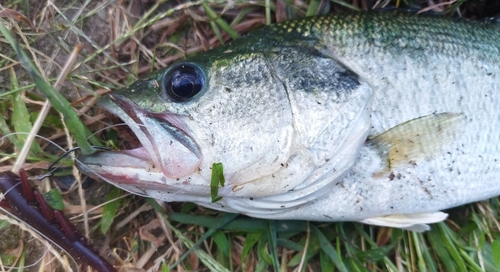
[245,45,500,221]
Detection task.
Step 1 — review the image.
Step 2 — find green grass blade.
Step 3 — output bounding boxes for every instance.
[0,253,16,267]
[383,257,399,272]
[209,21,224,45]
[306,0,321,16]
[355,244,394,262]
[458,247,484,272]
[287,234,319,266]
[167,212,308,232]
[266,220,280,271]
[230,7,259,27]
[492,240,500,270]
[320,249,335,271]
[10,68,45,157]
[412,232,427,272]
[212,229,230,257]
[145,198,167,213]
[427,226,454,271]
[168,212,238,269]
[242,232,261,261]
[265,0,271,25]
[330,0,361,11]
[161,261,170,272]
[160,213,231,272]
[310,225,348,272]
[257,232,272,266]
[0,115,22,151]
[210,162,225,202]
[101,186,122,234]
[0,23,95,155]
[438,223,468,271]
[277,238,304,252]
[203,3,239,40]
[43,189,64,210]
[18,247,26,271]
[0,80,57,99]
[255,258,268,272]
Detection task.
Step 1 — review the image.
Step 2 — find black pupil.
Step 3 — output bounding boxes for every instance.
[165,64,203,102]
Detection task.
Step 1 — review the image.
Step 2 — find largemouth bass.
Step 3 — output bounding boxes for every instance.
[77,12,500,231]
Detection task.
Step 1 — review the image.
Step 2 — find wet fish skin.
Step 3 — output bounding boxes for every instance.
[77,12,500,231]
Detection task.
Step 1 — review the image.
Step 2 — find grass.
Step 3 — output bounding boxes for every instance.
[1,0,500,271]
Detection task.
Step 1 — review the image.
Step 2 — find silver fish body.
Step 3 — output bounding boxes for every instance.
[78,12,500,231]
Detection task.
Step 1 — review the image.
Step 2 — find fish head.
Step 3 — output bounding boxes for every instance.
[77,49,302,197]
[77,36,373,203]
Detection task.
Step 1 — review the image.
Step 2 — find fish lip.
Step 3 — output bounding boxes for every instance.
[91,93,202,178]
[76,149,161,183]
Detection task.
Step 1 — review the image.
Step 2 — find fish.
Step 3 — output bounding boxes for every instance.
[77,12,500,232]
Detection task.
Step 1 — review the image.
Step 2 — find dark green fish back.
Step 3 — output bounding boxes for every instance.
[210,12,500,61]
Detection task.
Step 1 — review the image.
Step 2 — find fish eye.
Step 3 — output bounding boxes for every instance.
[163,63,205,102]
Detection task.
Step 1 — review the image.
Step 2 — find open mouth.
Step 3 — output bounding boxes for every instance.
[82,94,202,179]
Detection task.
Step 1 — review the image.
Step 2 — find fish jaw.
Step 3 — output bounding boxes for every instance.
[76,151,207,201]
[77,150,161,187]
[90,94,202,179]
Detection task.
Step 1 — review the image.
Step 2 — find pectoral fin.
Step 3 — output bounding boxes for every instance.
[359,212,448,232]
[369,113,466,171]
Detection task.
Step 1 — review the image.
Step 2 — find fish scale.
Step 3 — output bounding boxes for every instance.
[78,12,500,231]
[263,13,500,227]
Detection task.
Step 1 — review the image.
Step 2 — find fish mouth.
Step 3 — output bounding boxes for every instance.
[79,94,202,180]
